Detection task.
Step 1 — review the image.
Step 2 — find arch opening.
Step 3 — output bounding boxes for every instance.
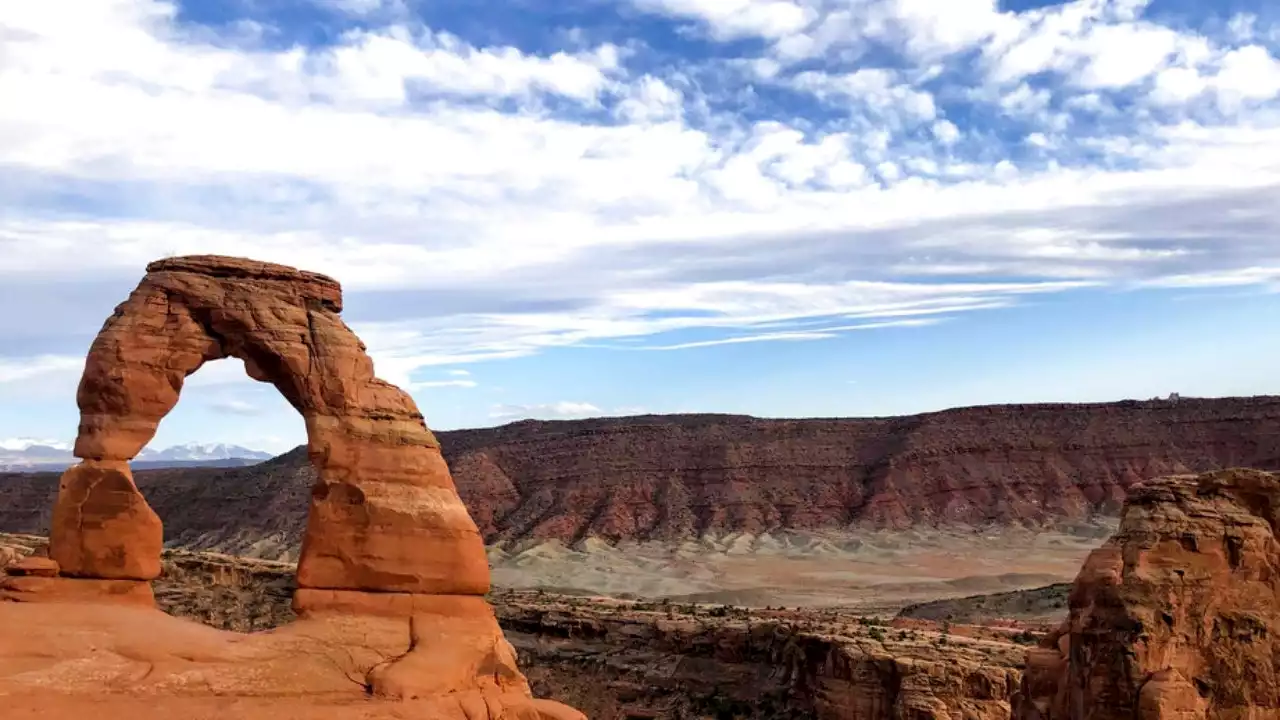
[143,356,303,462]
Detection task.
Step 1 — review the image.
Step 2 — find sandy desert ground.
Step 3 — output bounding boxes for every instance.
[486,520,1116,610]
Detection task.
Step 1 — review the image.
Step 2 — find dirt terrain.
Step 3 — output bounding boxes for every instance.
[896,583,1072,626]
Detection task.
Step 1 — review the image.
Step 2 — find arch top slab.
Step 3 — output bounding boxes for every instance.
[146,255,343,311]
[51,254,491,596]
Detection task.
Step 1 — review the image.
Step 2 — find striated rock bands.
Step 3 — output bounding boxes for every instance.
[1015,468,1280,720]
[443,402,1280,542]
[6,397,1277,553]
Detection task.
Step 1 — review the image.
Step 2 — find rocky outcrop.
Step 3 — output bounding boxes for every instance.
[50,255,487,595]
[1014,468,1280,720]
[443,402,1280,541]
[7,398,1279,552]
[503,605,1025,720]
[1,255,582,720]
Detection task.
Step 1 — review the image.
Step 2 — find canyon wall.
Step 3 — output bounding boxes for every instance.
[2,397,1279,549]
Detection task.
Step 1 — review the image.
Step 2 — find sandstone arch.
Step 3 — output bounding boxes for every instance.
[48,255,490,597]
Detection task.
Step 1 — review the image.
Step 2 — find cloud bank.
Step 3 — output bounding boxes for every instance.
[1,0,1278,406]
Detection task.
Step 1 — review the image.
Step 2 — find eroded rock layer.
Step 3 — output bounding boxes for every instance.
[50,255,489,595]
[1014,468,1280,720]
[6,397,1278,554]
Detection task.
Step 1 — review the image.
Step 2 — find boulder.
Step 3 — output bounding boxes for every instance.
[1014,468,1280,720]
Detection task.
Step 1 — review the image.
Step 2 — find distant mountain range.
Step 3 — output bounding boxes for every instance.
[0,439,273,472]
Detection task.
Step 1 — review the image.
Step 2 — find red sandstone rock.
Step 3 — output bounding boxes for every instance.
[0,602,583,720]
[5,556,59,577]
[17,255,581,720]
[51,254,489,595]
[1014,468,1280,720]
[0,575,156,607]
[50,461,162,580]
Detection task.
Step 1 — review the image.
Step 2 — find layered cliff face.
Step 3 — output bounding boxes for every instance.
[2,397,1279,548]
[1015,468,1280,720]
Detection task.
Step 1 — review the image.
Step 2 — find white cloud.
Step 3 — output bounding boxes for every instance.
[490,401,603,420]
[410,379,479,389]
[1137,266,1280,289]
[789,68,937,122]
[447,369,471,376]
[631,0,815,40]
[1213,45,1280,108]
[1070,23,1181,89]
[0,355,83,384]
[637,318,942,350]
[866,0,1018,60]
[208,399,262,416]
[0,437,71,451]
[615,75,685,123]
[322,0,404,16]
[932,119,961,145]
[0,0,1279,407]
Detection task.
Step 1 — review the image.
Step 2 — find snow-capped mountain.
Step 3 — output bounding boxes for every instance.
[136,443,274,463]
[0,440,273,472]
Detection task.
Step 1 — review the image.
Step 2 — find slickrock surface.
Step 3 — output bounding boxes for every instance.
[1015,468,1280,720]
[2,535,1037,720]
[5,398,1279,553]
[1,255,582,720]
[0,601,577,720]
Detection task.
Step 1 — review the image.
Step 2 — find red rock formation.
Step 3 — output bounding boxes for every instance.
[442,404,1280,542]
[5,398,1273,554]
[51,255,488,595]
[2,255,582,720]
[1014,468,1280,720]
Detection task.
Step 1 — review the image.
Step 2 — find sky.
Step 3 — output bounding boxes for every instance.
[1,0,1279,454]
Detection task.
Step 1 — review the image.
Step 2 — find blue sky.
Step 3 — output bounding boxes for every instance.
[1,0,1279,453]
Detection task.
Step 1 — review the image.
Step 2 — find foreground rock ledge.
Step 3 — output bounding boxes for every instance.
[0,599,580,720]
[0,255,582,720]
[1014,468,1280,720]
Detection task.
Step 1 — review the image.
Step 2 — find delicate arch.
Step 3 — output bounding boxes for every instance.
[49,256,489,596]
